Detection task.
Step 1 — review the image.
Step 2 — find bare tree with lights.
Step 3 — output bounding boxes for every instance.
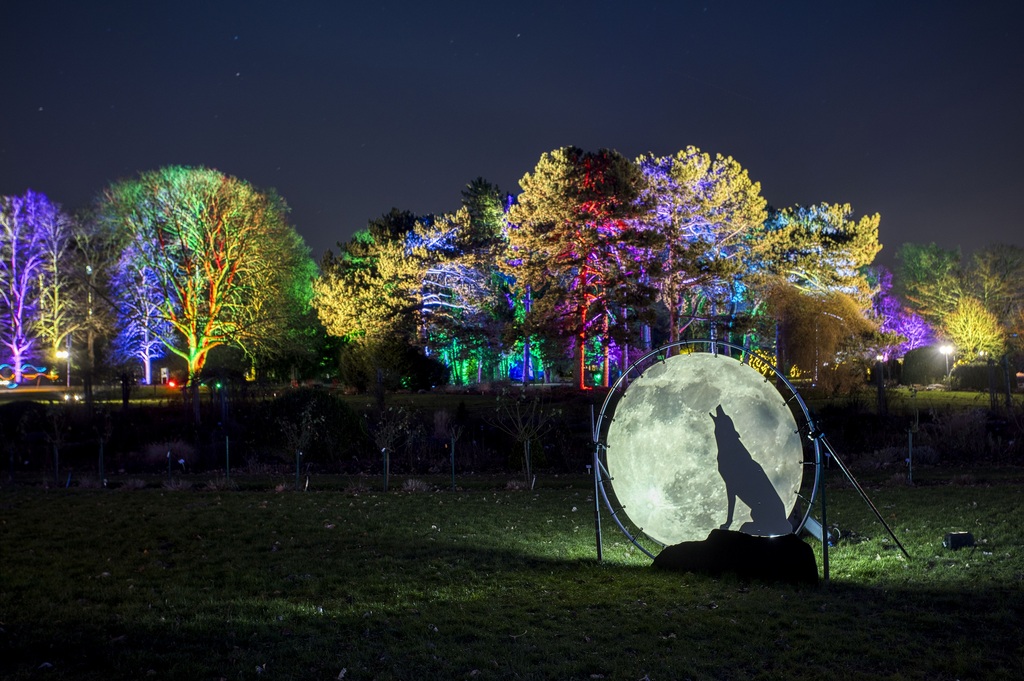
[0,191,49,384]
[100,166,313,414]
[30,196,77,372]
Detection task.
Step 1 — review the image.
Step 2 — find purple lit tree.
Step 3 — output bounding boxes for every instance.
[872,267,934,358]
[0,191,50,384]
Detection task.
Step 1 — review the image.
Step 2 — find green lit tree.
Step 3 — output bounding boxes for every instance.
[100,166,311,388]
[895,242,964,326]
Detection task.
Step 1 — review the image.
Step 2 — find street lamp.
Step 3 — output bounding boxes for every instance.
[940,344,953,381]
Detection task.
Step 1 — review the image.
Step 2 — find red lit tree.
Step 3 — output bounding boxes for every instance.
[506,147,652,389]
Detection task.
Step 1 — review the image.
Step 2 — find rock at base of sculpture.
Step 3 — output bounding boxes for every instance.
[652,529,818,585]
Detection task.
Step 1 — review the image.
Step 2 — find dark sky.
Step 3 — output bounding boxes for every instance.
[3,1,1022,269]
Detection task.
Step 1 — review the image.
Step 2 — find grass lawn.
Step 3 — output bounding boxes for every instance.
[2,471,1023,680]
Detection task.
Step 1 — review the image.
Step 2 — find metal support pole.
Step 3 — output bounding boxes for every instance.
[819,448,829,582]
[821,435,911,560]
[593,444,604,562]
[591,405,603,561]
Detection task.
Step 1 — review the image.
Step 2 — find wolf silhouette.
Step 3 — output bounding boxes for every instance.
[710,404,792,536]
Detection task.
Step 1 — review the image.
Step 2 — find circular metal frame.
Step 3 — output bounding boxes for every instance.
[592,339,823,560]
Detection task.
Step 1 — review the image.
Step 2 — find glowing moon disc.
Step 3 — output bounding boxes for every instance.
[605,352,803,545]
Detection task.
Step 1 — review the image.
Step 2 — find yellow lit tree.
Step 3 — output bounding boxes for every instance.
[943,296,1005,360]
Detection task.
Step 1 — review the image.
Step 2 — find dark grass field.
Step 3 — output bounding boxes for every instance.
[2,469,1023,680]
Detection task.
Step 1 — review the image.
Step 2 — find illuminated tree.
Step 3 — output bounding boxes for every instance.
[109,239,170,384]
[314,209,423,345]
[758,203,882,306]
[637,147,767,343]
[943,296,1005,359]
[765,282,877,392]
[967,244,1024,332]
[230,205,318,379]
[895,242,963,326]
[314,209,433,389]
[506,147,651,389]
[100,166,310,385]
[0,191,48,383]
[418,208,503,384]
[70,215,120,391]
[30,196,77,366]
[871,267,934,358]
[416,180,516,384]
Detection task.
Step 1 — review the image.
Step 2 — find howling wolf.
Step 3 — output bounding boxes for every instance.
[710,404,792,536]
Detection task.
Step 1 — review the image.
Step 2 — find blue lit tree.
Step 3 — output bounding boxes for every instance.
[636,148,767,347]
[109,240,171,384]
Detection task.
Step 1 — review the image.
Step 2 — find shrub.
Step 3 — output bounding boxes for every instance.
[401,478,432,492]
[951,362,1008,392]
[118,478,147,490]
[204,475,238,491]
[162,478,193,491]
[258,388,367,466]
[140,440,196,471]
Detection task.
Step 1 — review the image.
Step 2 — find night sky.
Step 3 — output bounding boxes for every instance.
[3,1,1022,270]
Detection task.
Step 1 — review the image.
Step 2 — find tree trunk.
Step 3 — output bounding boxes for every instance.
[602,314,610,388]
[522,285,533,386]
[577,302,588,390]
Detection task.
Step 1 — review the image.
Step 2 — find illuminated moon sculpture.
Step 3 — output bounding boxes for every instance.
[604,351,804,546]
